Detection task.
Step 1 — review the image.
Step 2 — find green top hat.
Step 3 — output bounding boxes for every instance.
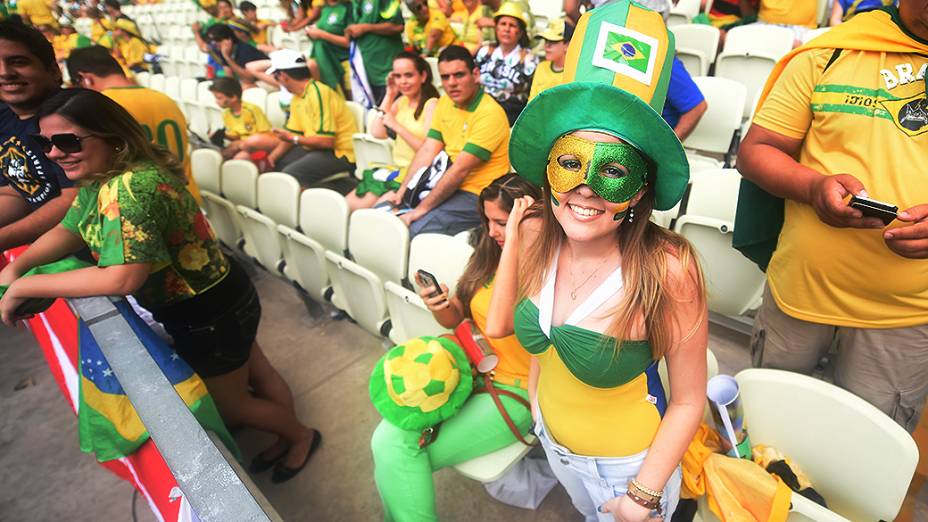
[509,0,689,211]
[369,336,474,431]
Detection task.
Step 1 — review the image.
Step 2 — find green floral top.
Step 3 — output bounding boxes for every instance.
[60,162,229,310]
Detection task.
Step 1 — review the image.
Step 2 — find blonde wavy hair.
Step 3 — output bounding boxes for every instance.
[519,165,707,360]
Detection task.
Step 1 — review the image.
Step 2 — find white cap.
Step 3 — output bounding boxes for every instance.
[265,49,308,74]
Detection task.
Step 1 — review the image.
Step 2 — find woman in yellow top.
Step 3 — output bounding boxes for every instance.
[370,174,541,522]
[346,51,439,210]
[486,2,708,520]
[448,0,494,53]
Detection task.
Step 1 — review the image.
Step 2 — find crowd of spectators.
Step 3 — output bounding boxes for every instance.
[0,0,925,518]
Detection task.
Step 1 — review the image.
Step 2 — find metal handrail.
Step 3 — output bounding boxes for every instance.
[70,297,282,522]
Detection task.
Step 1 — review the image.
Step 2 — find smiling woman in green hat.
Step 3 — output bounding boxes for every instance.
[485,1,709,519]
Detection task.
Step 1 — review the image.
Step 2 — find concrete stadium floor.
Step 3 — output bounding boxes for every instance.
[2,261,925,521]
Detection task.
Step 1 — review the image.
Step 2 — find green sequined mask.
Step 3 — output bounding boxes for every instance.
[546,134,647,204]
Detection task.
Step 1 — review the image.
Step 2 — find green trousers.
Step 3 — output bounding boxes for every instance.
[370,384,532,522]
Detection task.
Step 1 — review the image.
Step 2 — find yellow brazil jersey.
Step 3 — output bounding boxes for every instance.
[285,80,357,163]
[102,86,201,204]
[251,19,271,45]
[754,46,928,328]
[18,0,57,27]
[426,88,510,195]
[528,60,563,101]
[758,0,817,28]
[223,101,271,140]
[469,281,530,389]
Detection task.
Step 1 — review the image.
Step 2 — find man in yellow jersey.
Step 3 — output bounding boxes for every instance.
[384,45,509,237]
[738,0,928,430]
[264,49,359,194]
[66,46,202,204]
[404,0,456,56]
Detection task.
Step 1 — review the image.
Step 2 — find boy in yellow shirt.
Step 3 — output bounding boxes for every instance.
[528,18,571,100]
[239,1,274,51]
[208,77,280,164]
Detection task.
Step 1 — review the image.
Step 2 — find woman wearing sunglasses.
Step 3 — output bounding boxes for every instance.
[486,3,708,520]
[0,88,321,483]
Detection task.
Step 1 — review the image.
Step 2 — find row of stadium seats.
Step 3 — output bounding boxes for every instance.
[191,151,765,337]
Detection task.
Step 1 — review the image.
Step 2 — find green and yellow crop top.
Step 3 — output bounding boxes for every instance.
[513,250,667,457]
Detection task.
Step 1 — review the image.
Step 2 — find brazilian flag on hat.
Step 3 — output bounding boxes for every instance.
[509,0,689,211]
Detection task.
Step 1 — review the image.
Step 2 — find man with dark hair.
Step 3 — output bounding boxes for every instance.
[0,20,76,252]
[205,23,276,88]
[66,45,200,202]
[264,50,358,193]
[382,44,509,237]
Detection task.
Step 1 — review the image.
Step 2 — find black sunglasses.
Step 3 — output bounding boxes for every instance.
[30,133,95,154]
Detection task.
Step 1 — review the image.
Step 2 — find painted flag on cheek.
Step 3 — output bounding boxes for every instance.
[77,299,240,463]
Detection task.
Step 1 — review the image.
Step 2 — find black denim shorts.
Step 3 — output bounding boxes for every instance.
[153,258,261,378]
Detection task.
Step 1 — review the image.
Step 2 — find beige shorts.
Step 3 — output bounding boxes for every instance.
[751,286,928,432]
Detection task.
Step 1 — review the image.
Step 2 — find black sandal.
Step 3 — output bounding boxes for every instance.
[249,446,289,474]
[271,429,322,484]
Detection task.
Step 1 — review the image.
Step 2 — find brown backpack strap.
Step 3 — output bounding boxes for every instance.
[475,374,535,446]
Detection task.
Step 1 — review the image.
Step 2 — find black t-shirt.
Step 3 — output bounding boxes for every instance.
[230,43,268,68]
[0,103,73,209]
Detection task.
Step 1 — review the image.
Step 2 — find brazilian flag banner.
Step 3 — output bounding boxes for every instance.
[78,299,240,462]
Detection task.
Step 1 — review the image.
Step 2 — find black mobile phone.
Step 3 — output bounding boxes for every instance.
[416,269,441,298]
[849,195,898,226]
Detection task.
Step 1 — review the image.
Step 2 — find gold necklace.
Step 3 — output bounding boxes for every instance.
[567,249,611,300]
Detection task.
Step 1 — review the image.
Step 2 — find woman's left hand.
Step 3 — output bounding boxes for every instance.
[600,494,661,522]
[0,283,30,327]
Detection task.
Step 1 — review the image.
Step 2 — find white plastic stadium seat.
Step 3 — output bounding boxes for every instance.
[715,25,793,118]
[237,173,301,273]
[345,101,366,133]
[673,169,764,317]
[242,87,269,111]
[684,77,746,156]
[384,233,475,344]
[453,434,538,483]
[671,24,720,77]
[265,91,288,128]
[325,210,409,337]
[214,160,259,256]
[190,148,222,194]
[698,369,918,522]
[278,189,351,305]
[148,73,166,93]
[352,133,395,179]
[667,0,700,26]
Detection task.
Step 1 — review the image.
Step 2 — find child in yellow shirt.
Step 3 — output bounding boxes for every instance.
[528,18,571,100]
[209,77,279,165]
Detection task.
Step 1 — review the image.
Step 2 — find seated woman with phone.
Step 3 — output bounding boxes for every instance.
[370,174,541,520]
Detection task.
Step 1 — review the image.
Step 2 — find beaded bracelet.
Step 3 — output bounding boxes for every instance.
[630,479,663,499]
[626,489,661,512]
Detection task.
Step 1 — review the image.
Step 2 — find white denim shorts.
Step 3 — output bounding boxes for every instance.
[534,407,682,521]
